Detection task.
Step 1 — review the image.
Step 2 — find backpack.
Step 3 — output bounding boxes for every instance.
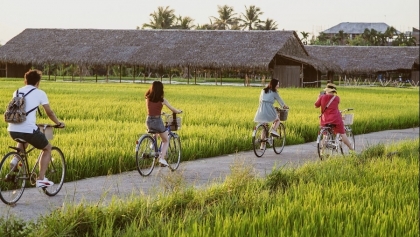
[4,88,38,124]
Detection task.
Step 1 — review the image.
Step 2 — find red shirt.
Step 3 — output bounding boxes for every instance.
[314,94,345,134]
[146,99,163,116]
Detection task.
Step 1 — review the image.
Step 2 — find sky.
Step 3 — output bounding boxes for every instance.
[0,0,419,45]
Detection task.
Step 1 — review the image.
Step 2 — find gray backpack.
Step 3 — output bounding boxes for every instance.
[4,88,38,124]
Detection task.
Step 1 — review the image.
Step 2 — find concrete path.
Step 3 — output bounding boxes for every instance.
[1,127,418,222]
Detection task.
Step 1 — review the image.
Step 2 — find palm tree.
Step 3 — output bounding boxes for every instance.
[173,15,195,29]
[300,31,310,45]
[384,26,397,45]
[238,5,263,30]
[196,20,216,30]
[141,6,176,29]
[211,5,237,30]
[256,18,278,30]
[336,30,348,45]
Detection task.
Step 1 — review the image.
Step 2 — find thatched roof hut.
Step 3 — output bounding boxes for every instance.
[0,28,332,72]
[305,45,419,74]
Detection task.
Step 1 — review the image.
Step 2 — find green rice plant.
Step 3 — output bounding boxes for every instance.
[0,81,418,182]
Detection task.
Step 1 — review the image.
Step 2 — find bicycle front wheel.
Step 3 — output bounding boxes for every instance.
[273,123,286,154]
[167,134,181,171]
[252,124,267,157]
[136,135,156,176]
[0,152,27,205]
[340,128,355,155]
[44,147,66,196]
[317,129,335,160]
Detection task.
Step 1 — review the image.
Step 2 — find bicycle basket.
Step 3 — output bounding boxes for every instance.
[37,125,54,140]
[342,114,354,125]
[275,107,289,121]
[166,115,182,131]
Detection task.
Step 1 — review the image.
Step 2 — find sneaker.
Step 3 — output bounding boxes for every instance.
[270,130,280,137]
[158,158,169,167]
[36,178,54,188]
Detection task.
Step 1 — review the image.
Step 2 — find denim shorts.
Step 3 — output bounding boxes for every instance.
[146,116,166,133]
[9,128,49,149]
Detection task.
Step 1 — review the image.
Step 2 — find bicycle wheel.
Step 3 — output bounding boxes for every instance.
[43,147,66,196]
[167,134,181,171]
[339,128,355,155]
[135,135,156,176]
[252,124,267,157]
[273,123,286,154]
[0,152,27,205]
[317,129,335,160]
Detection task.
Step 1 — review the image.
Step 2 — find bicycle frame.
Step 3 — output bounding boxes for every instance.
[9,144,43,185]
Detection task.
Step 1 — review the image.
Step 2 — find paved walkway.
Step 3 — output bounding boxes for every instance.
[1,127,418,222]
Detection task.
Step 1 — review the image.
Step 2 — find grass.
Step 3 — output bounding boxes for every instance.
[1,138,418,237]
[0,80,418,182]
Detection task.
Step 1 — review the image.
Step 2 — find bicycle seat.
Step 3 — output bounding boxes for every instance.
[324,124,336,128]
[14,138,27,143]
[147,129,160,134]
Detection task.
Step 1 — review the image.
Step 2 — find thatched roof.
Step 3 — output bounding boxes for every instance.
[305,45,419,74]
[0,28,333,71]
[322,22,398,34]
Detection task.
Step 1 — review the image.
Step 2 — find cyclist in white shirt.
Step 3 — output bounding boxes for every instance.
[7,69,65,188]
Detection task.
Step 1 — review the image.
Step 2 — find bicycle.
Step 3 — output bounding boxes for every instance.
[316,108,355,160]
[135,112,182,176]
[252,107,288,157]
[0,124,66,205]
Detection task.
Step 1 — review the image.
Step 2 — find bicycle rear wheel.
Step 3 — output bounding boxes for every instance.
[273,123,286,154]
[339,128,355,155]
[0,152,27,205]
[44,147,66,196]
[252,124,267,157]
[167,134,181,171]
[317,129,335,160]
[136,135,156,176]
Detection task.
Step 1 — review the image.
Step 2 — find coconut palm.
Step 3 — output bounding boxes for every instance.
[256,18,278,30]
[238,5,263,30]
[384,26,397,44]
[336,30,348,45]
[300,31,310,45]
[173,15,195,29]
[211,5,237,30]
[141,6,176,29]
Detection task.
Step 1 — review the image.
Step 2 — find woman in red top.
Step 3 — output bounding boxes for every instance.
[145,81,182,166]
[314,83,354,151]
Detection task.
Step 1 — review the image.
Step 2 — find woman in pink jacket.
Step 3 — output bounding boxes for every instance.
[314,83,354,151]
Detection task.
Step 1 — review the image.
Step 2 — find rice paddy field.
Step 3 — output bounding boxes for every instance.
[0,80,418,182]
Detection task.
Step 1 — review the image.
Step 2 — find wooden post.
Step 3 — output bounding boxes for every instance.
[133,65,135,83]
[194,67,197,85]
[80,65,82,82]
[187,66,190,84]
[120,65,122,83]
[106,65,109,82]
[220,70,222,86]
[169,68,172,84]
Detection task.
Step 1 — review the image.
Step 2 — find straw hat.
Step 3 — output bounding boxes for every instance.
[324,83,337,93]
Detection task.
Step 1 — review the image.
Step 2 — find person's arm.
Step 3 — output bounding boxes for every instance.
[162,98,182,113]
[274,92,288,109]
[314,96,322,108]
[42,104,65,127]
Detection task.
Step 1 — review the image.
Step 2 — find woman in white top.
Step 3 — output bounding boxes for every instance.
[254,78,289,137]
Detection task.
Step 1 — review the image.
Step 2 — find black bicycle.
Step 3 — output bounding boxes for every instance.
[252,108,288,157]
[0,124,66,205]
[135,112,182,176]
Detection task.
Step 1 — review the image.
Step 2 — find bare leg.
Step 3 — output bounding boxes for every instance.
[38,143,52,180]
[158,131,169,160]
[271,119,280,131]
[340,133,354,150]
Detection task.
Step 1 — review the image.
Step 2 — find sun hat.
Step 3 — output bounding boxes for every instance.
[324,83,337,93]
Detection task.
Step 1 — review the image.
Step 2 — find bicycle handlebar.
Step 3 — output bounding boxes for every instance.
[36,124,65,129]
[340,108,353,113]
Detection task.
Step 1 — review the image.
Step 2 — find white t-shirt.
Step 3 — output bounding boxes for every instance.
[7,85,49,133]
